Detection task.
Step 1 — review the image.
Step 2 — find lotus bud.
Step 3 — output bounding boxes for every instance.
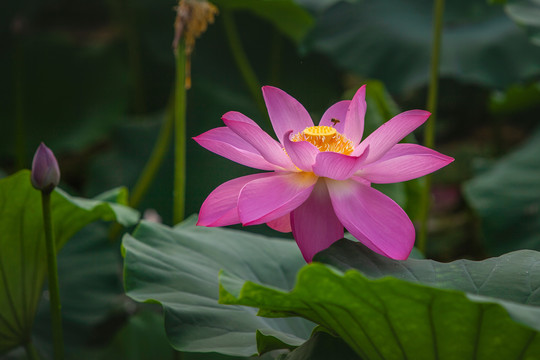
[31,142,60,193]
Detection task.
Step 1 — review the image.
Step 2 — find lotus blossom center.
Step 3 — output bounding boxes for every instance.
[291,126,354,155]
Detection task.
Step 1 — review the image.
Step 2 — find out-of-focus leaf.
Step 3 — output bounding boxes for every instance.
[490,82,540,115]
[122,216,313,357]
[211,0,314,43]
[304,0,540,93]
[464,126,540,255]
[220,259,540,359]
[0,170,138,354]
[505,0,540,46]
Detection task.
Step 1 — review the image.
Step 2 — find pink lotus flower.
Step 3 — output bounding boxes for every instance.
[194,86,453,262]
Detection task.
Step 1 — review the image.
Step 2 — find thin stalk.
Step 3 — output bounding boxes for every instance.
[417,0,445,254]
[24,342,41,360]
[222,10,267,119]
[173,40,187,225]
[41,192,64,360]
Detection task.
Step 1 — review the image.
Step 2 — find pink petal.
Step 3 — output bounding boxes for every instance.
[354,110,430,163]
[222,111,296,171]
[291,180,344,262]
[312,146,369,181]
[318,100,351,133]
[283,130,319,172]
[358,144,454,184]
[193,127,278,171]
[238,172,317,226]
[343,85,366,146]
[197,173,274,227]
[262,86,314,143]
[266,213,292,233]
[326,178,415,260]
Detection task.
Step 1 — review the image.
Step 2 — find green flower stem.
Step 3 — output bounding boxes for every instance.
[222,9,268,120]
[24,342,41,360]
[173,40,187,225]
[41,191,64,360]
[417,0,445,254]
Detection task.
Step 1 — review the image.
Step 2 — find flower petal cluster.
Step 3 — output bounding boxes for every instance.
[194,86,453,262]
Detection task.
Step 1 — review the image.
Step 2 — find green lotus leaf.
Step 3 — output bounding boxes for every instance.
[0,170,139,354]
[220,259,540,359]
[122,217,313,357]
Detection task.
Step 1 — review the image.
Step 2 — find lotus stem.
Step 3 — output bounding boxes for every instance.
[41,191,64,360]
[417,0,445,254]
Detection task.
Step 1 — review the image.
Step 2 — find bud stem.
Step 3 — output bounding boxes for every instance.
[40,191,64,360]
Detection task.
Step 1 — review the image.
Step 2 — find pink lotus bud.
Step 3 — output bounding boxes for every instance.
[31,142,60,193]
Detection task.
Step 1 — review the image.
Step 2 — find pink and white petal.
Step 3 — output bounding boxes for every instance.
[354,110,430,163]
[197,173,274,227]
[318,100,351,133]
[326,179,415,260]
[266,213,292,233]
[312,146,369,181]
[223,111,296,171]
[238,172,318,226]
[358,144,454,184]
[262,86,314,143]
[194,127,277,171]
[291,180,344,262]
[283,130,319,172]
[343,85,366,146]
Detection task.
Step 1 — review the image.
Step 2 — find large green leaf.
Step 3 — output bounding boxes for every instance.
[304,0,540,93]
[0,170,139,354]
[122,217,314,357]
[464,126,540,255]
[315,239,540,309]
[219,258,540,359]
[211,0,314,43]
